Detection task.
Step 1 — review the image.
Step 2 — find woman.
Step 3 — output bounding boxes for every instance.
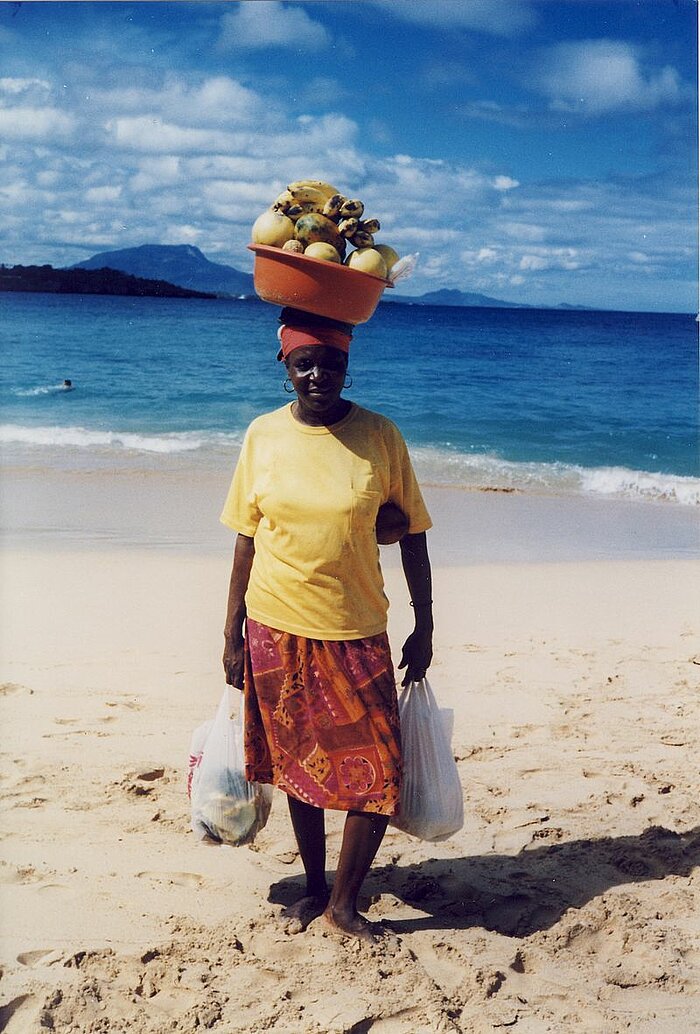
[221,308,434,942]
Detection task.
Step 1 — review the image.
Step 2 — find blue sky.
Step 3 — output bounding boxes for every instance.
[1,0,696,310]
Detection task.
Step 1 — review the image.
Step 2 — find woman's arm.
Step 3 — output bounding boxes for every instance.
[222,533,255,689]
[397,531,434,687]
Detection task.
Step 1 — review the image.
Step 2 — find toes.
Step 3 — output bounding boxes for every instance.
[280,894,329,934]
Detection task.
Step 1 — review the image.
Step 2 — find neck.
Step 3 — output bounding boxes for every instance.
[291,398,352,427]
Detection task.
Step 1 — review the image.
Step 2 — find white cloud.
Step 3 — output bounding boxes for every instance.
[498,221,546,242]
[93,76,263,127]
[130,156,183,192]
[369,0,537,36]
[478,248,498,263]
[460,246,501,267]
[535,40,688,115]
[519,254,548,271]
[519,248,582,272]
[0,106,75,140]
[161,223,204,245]
[296,76,347,108]
[107,117,240,154]
[85,185,122,204]
[493,175,519,191]
[218,2,331,50]
[0,77,51,96]
[36,170,60,188]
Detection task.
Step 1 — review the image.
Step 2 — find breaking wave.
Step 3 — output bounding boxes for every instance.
[2,424,698,505]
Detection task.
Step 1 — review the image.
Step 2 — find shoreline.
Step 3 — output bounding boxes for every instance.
[1,462,698,565]
[3,430,699,508]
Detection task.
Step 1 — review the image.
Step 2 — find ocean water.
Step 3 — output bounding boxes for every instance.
[1,292,698,506]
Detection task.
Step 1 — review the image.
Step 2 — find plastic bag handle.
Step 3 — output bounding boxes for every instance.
[400,678,441,721]
[402,677,438,704]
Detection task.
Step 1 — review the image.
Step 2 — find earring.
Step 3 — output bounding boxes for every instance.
[343,374,353,389]
[283,377,295,394]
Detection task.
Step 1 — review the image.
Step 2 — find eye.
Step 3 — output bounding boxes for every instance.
[293,359,314,372]
[320,359,345,373]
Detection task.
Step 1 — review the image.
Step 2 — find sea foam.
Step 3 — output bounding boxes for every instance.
[2,423,698,506]
[409,446,700,506]
[0,423,240,455]
[11,383,74,397]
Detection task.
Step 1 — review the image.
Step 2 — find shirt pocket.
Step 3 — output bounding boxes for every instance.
[350,488,382,539]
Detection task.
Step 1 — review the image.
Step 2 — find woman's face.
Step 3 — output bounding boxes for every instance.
[286,345,348,415]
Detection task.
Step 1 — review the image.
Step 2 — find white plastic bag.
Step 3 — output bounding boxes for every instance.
[187,717,213,800]
[190,687,273,846]
[391,678,464,842]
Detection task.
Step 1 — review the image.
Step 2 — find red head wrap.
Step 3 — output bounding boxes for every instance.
[278,324,351,358]
[277,307,353,360]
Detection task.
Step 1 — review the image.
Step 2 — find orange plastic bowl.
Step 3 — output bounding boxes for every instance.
[248,244,392,325]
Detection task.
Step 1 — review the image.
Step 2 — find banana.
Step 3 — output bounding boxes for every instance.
[338,217,359,238]
[287,180,338,202]
[253,183,384,257]
[339,198,364,219]
[358,218,380,234]
[350,230,374,249]
[272,190,294,213]
[286,200,325,221]
[322,193,346,219]
[288,185,330,206]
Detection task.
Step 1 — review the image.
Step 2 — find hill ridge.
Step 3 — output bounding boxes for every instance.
[69,243,572,309]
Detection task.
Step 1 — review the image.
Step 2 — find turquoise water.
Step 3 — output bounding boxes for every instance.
[2,292,698,504]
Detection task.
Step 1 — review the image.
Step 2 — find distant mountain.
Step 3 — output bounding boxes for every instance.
[0,263,215,299]
[70,244,254,297]
[69,244,589,310]
[386,287,530,309]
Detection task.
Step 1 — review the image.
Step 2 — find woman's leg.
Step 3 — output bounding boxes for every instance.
[282,796,330,932]
[324,810,389,940]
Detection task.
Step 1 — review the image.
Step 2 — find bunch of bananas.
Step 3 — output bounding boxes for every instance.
[251,179,400,278]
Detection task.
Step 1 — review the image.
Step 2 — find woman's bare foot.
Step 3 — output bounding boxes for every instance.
[280,891,330,934]
[321,904,384,944]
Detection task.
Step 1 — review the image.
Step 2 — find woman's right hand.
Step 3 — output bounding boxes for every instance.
[222,534,255,691]
[222,635,245,690]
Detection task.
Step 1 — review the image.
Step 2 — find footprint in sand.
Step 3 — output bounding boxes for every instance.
[407,939,469,993]
[136,871,205,887]
[136,768,166,782]
[36,883,72,895]
[16,949,64,968]
[119,768,168,797]
[105,698,143,711]
[0,863,48,886]
[0,682,33,696]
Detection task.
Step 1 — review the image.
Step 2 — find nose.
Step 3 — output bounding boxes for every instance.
[309,364,329,383]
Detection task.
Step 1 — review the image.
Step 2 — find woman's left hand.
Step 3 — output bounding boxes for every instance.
[398,625,433,687]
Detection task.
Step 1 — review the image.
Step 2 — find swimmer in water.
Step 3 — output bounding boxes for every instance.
[62,379,74,391]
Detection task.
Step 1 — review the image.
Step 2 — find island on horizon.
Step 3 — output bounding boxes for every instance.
[0,263,216,300]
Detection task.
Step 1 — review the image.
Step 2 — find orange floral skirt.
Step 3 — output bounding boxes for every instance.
[243,618,402,815]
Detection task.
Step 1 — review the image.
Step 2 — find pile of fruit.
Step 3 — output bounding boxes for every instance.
[251,179,400,280]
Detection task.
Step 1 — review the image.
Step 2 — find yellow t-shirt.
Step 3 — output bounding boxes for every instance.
[220,403,432,640]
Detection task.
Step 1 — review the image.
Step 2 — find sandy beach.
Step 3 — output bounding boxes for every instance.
[1,470,699,1033]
